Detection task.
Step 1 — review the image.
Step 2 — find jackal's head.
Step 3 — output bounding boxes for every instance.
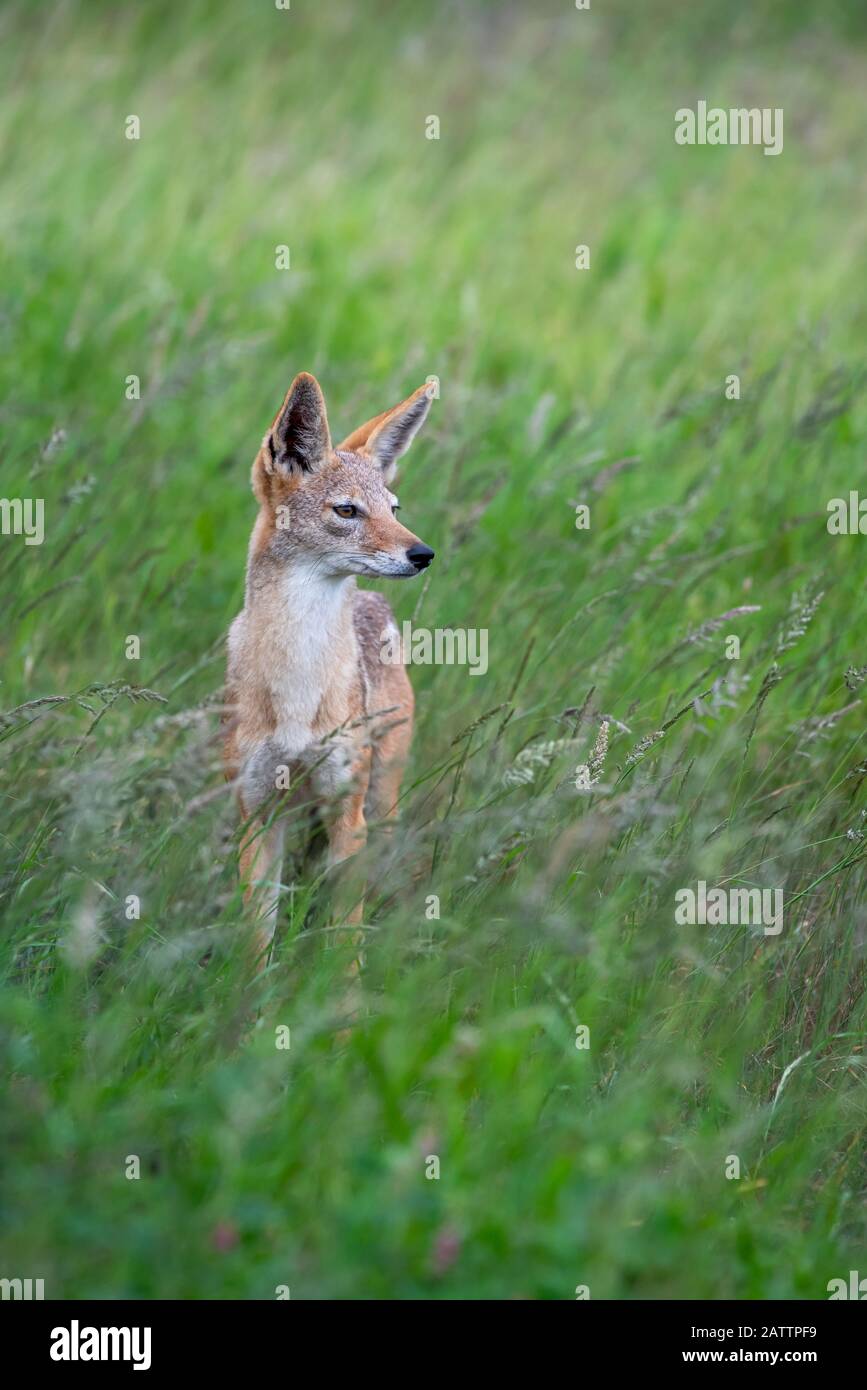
[251,372,436,579]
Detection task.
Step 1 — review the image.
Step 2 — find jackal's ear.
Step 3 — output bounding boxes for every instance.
[339,383,434,482]
[266,372,332,475]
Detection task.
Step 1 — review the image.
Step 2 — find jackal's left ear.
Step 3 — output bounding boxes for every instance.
[266,372,332,475]
[339,383,434,482]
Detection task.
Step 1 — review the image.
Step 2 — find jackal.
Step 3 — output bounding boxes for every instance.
[224,372,435,960]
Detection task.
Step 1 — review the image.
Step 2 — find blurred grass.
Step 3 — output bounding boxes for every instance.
[1,0,866,1298]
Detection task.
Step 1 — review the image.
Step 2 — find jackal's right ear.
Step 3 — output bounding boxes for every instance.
[263,372,332,477]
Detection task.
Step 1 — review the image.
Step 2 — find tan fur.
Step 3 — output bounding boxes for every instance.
[224,373,435,963]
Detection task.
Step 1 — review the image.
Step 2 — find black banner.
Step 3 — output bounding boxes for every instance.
[6,1299,864,1373]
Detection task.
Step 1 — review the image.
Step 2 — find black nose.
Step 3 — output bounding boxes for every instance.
[406,543,435,571]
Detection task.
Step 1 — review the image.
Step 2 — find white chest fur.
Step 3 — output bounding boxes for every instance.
[273,566,357,738]
[230,563,358,761]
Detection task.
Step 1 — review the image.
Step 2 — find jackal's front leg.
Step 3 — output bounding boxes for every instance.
[327,787,368,928]
[317,745,371,978]
[322,787,368,1040]
[238,812,285,966]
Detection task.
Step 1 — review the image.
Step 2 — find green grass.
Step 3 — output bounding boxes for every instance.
[1,0,866,1299]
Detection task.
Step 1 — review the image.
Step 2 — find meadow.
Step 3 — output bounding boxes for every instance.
[1,0,866,1299]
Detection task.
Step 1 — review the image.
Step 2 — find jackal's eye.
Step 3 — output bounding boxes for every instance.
[391,504,400,515]
[333,504,358,519]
